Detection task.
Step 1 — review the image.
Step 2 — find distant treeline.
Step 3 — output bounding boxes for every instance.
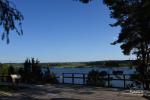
[42,60,136,68]
[3,60,136,68]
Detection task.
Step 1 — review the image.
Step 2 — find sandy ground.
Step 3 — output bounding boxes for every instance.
[0,84,149,100]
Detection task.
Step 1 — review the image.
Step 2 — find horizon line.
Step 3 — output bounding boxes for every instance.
[1,59,133,64]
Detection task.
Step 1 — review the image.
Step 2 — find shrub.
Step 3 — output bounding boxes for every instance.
[42,67,58,84]
[0,64,15,82]
[19,58,58,84]
[113,71,123,75]
[86,70,107,87]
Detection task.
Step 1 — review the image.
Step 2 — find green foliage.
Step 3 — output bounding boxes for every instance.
[78,0,92,3]
[102,0,150,88]
[8,65,15,75]
[0,64,10,82]
[130,73,141,81]
[81,0,150,78]
[19,58,58,84]
[0,85,13,92]
[0,64,9,76]
[104,0,150,55]
[5,60,134,68]
[45,60,134,68]
[0,0,23,43]
[19,58,42,83]
[86,70,107,87]
[42,67,58,84]
[0,64,15,82]
[103,0,150,73]
[104,61,119,67]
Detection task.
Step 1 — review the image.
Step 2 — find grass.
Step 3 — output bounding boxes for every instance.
[0,85,14,92]
[0,85,28,92]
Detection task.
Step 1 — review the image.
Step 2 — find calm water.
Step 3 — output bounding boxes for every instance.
[49,67,136,88]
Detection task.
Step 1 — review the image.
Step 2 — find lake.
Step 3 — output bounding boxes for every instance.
[48,67,136,88]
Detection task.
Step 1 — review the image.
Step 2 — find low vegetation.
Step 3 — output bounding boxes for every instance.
[0,58,58,84]
[86,70,107,87]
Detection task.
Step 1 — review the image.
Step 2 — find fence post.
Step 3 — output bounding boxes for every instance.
[108,74,110,87]
[123,75,126,88]
[62,73,64,84]
[83,74,86,85]
[72,73,74,84]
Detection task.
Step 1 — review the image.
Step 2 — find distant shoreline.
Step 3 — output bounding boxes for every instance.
[2,60,135,68]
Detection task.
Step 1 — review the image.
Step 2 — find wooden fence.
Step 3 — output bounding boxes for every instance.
[0,74,136,89]
[0,76,11,82]
[60,73,134,88]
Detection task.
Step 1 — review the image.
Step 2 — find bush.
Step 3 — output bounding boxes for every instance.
[19,58,43,83]
[42,67,58,84]
[19,58,58,84]
[0,64,15,82]
[86,70,107,87]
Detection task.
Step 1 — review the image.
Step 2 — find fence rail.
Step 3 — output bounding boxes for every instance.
[0,76,11,82]
[0,74,138,89]
[61,73,135,88]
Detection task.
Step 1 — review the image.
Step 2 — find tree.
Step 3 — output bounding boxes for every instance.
[19,58,58,84]
[8,65,15,82]
[20,58,42,83]
[22,58,32,83]
[0,0,23,43]
[79,0,150,88]
[105,61,119,67]
[77,0,92,3]
[103,0,150,87]
[0,64,9,82]
[8,65,15,75]
[31,58,42,83]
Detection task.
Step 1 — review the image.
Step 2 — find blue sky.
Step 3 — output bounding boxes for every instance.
[0,0,131,63]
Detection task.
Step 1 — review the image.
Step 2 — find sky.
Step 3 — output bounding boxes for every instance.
[0,0,132,63]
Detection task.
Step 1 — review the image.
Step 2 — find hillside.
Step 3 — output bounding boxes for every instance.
[3,60,134,68]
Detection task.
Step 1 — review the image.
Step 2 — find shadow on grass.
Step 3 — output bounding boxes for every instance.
[0,85,30,92]
[52,84,124,92]
[78,91,93,95]
[143,95,150,100]
[0,84,129,100]
[50,98,80,100]
[0,96,37,100]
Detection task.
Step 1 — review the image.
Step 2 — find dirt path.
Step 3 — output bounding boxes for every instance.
[0,84,149,100]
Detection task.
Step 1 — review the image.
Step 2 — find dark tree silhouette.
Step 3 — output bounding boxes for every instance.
[19,58,58,84]
[20,58,42,83]
[18,59,31,83]
[31,58,43,83]
[8,65,15,75]
[42,67,58,84]
[0,0,23,43]
[8,65,15,82]
[79,0,150,88]
[105,61,119,67]
[103,0,150,88]
[78,0,92,3]
[87,70,106,86]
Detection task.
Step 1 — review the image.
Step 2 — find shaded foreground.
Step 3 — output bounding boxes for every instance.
[0,84,149,100]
